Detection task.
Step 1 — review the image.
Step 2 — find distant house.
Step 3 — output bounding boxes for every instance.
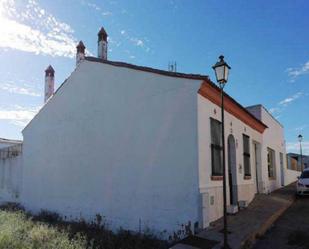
[0,138,22,203]
[0,138,22,149]
[1,27,288,238]
[287,153,309,171]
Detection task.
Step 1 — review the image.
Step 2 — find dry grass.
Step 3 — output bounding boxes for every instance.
[0,203,168,249]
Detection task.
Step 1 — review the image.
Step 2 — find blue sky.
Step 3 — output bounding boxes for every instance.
[0,0,308,154]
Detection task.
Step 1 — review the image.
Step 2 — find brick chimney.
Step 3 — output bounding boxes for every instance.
[98,27,108,60]
[44,65,55,103]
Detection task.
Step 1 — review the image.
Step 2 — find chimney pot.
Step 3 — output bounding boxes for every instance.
[98,26,108,60]
[44,65,55,103]
[76,41,86,53]
[76,40,86,66]
[98,27,108,42]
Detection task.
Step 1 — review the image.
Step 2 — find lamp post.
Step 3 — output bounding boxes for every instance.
[212,55,231,249]
[298,134,303,171]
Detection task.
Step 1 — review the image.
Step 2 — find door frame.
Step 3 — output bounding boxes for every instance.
[280,152,284,186]
[253,141,262,193]
[227,134,238,205]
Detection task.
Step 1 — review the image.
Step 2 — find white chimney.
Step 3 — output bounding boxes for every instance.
[44,65,55,103]
[76,40,86,66]
[98,27,108,60]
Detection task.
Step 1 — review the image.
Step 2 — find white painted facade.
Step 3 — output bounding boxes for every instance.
[0,144,23,204]
[197,103,287,227]
[247,105,286,192]
[284,169,301,186]
[0,138,22,149]
[259,106,286,192]
[198,98,263,226]
[0,56,285,237]
[22,60,203,238]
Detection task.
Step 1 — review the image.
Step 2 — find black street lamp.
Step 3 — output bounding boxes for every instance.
[212,55,231,249]
[298,134,303,171]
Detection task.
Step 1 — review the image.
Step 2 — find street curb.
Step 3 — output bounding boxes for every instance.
[240,195,296,249]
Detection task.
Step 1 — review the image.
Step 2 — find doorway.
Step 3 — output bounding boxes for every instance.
[253,142,262,193]
[228,135,238,205]
[280,152,284,186]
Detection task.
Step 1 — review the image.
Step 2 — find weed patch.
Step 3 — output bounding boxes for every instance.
[0,204,168,249]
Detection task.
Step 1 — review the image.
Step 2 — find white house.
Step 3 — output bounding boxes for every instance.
[1,27,288,239]
[0,139,22,204]
[22,57,206,238]
[246,105,286,192]
[0,138,22,149]
[198,89,286,226]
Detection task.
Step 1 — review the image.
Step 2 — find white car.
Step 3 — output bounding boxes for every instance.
[297,168,309,195]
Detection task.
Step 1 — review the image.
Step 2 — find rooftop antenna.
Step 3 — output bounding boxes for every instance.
[168,61,177,72]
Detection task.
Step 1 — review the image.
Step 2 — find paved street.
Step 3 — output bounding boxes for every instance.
[253,196,309,249]
[171,184,296,249]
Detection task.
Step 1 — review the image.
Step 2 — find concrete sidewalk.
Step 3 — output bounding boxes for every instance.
[171,183,296,249]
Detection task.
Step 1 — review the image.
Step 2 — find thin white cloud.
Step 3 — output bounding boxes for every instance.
[294,125,308,132]
[269,91,303,115]
[269,107,280,114]
[130,37,151,52]
[287,61,309,82]
[102,11,112,16]
[120,30,151,53]
[124,49,136,60]
[0,105,41,127]
[278,92,303,106]
[80,0,112,16]
[0,0,78,58]
[86,2,101,11]
[108,37,121,47]
[130,37,144,47]
[0,82,41,97]
[286,141,309,155]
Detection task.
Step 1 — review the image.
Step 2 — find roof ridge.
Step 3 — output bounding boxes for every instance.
[0,138,22,143]
[85,57,210,80]
[246,104,284,128]
[85,56,268,131]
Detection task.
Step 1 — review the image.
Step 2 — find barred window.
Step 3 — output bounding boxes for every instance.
[210,118,222,176]
[243,134,251,177]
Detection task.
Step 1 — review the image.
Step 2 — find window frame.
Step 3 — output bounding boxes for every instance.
[210,118,223,176]
[267,147,276,179]
[243,134,251,178]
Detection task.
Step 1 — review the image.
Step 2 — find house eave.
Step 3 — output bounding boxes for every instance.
[198,80,268,134]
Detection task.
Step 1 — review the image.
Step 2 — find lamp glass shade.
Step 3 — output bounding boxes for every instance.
[212,55,231,84]
[214,65,225,83]
[298,134,303,142]
[224,66,229,82]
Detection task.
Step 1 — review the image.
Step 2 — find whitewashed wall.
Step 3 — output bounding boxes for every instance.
[22,60,203,238]
[0,144,9,149]
[284,169,300,186]
[260,107,286,193]
[0,146,23,204]
[0,141,21,149]
[198,96,262,226]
